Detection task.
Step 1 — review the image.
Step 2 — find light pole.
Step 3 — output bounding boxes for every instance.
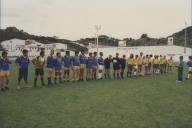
[0,0,1,29]
[184,21,187,54]
[191,0,192,26]
[191,0,192,55]
[95,25,101,55]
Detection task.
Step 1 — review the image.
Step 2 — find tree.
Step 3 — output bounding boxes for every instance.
[140,34,148,39]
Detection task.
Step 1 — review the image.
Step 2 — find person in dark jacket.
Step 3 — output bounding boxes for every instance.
[104,55,112,79]
[112,53,121,79]
[120,55,126,78]
[176,56,184,82]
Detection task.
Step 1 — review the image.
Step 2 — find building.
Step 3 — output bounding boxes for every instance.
[1,39,68,59]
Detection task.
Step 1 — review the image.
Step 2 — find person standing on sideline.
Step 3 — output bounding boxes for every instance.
[92,52,98,80]
[148,54,153,74]
[176,56,184,83]
[127,54,134,78]
[72,51,80,82]
[120,55,126,79]
[79,50,87,81]
[104,55,112,79]
[86,53,93,81]
[32,51,45,88]
[98,52,104,80]
[63,51,72,82]
[0,54,2,91]
[133,55,139,76]
[141,56,146,76]
[15,50,30,90]
[112,53,121,78]
[0,51,11,91]
[145,55,149,75]
[163,56,167,73]
[138,52,143,75]
[186,56,192,80]
[153,55,159,75]
[54,52,63,84]
[168,57,174,71]
[47,50,55,86]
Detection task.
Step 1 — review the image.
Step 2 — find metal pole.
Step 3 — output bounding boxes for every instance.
[191,0,192,26]
[191,0,192,55]
[0,0,1,29]
[95,25,101,55]
[184,21,187,54]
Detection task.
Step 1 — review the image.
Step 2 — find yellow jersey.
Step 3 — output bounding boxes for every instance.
[127,58,134,65]
[153,59,159,64]
[133,58,139,65]
[159,58,164,64]
[168,59,174,65]
[163,58,167,64]
[138,56,143,65]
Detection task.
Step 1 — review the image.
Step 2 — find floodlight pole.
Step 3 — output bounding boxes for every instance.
[0,0,1,29]
[191,0,192,55]
[95,25,101,55]
[184,21,187,54]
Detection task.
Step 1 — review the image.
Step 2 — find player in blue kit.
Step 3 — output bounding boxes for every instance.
[47,50,55,86]
[63,51,72,82]
[86,52,93,81]
[72,51,80,82]
[54,52,63,84]
[15,50,30,90]
[0,51,11,91]
[186,56,192,80]
[79,50,87,81]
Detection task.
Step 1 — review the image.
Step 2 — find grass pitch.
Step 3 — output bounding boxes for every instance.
[0,65,192,128]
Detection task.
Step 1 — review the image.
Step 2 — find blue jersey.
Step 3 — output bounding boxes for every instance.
[0,58,1,70]
[98,57,104,65]
[79,54,87,64]
[72,56,80,66]
[86,57,94,69]
[63,55,72,67]
[92,57,98,66]
[15,56,30,68]
[54,57,63,70]
[47,56,55,68]
[187,61,192,67]
[0,58,11,70]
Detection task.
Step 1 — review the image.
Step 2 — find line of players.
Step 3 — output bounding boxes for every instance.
[0,49,178,91]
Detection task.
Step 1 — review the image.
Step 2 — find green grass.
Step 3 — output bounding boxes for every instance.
[0,65,192,128]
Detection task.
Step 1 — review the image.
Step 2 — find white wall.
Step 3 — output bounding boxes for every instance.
[89,45,192,61]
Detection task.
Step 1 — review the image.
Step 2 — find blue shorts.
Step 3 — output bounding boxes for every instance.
[153,64,159,69]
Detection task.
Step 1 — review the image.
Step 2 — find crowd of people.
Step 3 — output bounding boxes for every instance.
[0,49,192,92]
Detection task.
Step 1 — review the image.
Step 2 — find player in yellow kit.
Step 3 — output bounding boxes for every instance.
[133,55,139,76]
[153,55,160,75]
[159,55,164,74]
[138,52,143,75]
[168,57,174,71]
[162,56,168,73]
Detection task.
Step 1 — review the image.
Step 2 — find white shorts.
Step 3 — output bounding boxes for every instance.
[98,65,104,70]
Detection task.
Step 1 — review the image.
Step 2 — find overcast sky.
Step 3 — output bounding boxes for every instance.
[1,0,191,40]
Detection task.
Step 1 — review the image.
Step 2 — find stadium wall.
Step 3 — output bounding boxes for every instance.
[89,45,192,61]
